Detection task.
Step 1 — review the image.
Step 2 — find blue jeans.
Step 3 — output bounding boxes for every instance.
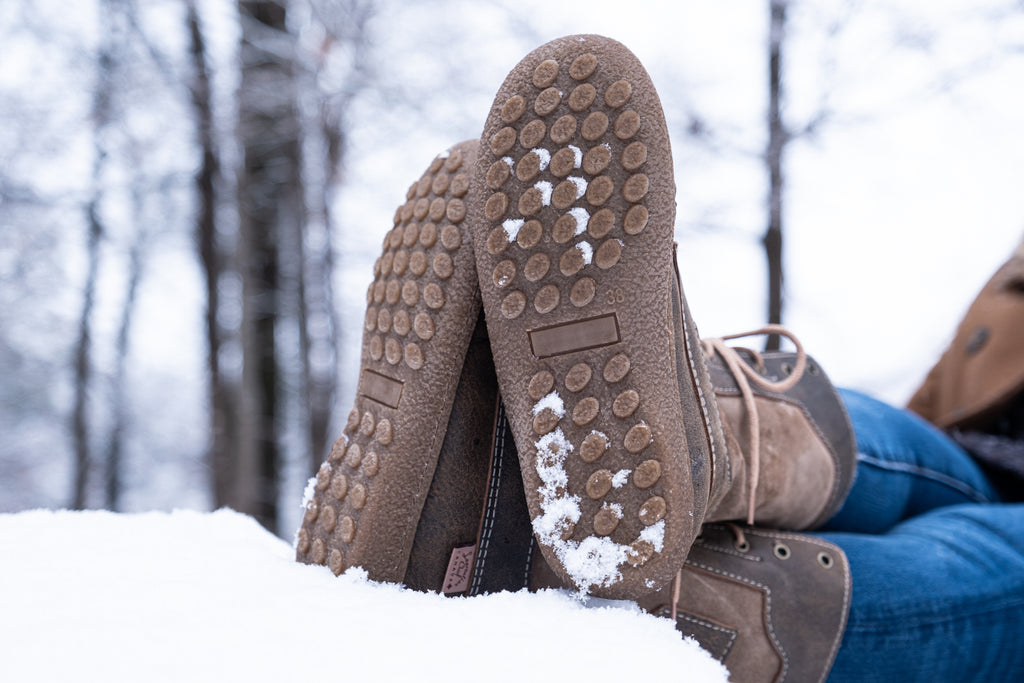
[818,389,1024,682]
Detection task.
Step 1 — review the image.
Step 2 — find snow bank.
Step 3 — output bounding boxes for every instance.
[0,509,727,682]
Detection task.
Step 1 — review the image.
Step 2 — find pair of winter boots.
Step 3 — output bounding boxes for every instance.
[296,35,856,683]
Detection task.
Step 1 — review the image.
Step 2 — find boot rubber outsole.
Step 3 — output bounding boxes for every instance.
[470,35,703,597]
[297,141,481,580]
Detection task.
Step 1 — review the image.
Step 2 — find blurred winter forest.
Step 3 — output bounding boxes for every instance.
[2,0,1023,536]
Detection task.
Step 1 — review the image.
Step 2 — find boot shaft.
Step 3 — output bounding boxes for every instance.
[702,334,857,530]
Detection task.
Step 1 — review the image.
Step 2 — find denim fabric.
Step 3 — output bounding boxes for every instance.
[822,504,1024,681]
[816,390,1024,682]
[823,389,1000,534]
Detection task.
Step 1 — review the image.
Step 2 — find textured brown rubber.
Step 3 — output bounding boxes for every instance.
[296,140,482,581]
[469,35,707,598]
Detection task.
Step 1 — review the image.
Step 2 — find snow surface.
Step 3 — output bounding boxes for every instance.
[576,240,595,265]
[568,175,588,198]
[502,218,524,242]
[611,469,631,488]
[530,423,667,594]
[531,147,552,170]
[533,390,566,418]
[534,180,554,207]
[569,207,591,235]
[569,144,584,167]
[0,509,728,683]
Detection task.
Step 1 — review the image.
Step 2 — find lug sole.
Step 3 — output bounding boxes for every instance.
[470,35,701,597]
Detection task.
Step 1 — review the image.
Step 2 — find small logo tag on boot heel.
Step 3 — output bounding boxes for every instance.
[442,544,477,595]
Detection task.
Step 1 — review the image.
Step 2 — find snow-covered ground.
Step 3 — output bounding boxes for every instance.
[0,509,728,683]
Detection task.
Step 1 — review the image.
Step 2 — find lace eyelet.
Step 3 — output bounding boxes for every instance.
[772,542,791,560]
[781,362,793,376]
[735,540,750,553]
[808,362,820,376]
[817,551,834,569]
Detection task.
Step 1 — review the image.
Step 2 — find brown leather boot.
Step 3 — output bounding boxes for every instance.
[700,327,858,530]
[635,524,851,683]
[296,141,489,581]
[295,139,540,594]
[471,33,723,599]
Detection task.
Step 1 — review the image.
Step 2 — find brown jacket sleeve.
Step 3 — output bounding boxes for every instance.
[908,233,1024,429]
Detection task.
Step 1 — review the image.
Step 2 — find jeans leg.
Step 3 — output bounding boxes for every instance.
[820,503,1024,683]
[822,389,1000,534]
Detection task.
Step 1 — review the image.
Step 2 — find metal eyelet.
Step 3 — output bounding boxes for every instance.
[808,362,820,376]
[772,542,791,560]
[735,540,750,553]
[817,551,834,569]
[781,362,793,376]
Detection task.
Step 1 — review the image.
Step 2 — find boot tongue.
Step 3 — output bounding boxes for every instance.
[702,326,808,524]
[703,342,856,530]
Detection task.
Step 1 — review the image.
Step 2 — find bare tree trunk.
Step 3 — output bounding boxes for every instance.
[72,197,102,509]
[300,0,375,476]
[764,0,788,351]
[105,184,143,511]
[297,37,342,478]
[302,107,340,477]
[72,0,121,509]
[294,112,319,477]
[186,0,238,510]
[236,0,303,532]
